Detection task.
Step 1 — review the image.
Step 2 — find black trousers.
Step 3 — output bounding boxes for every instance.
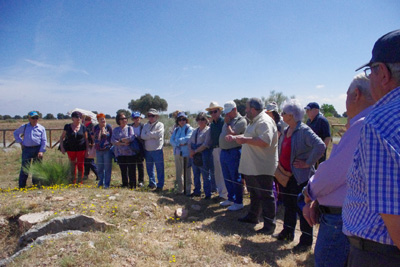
[243,174,276,230]
[84,158,98,179]
[282,176,313,245]
[117,156,136,188]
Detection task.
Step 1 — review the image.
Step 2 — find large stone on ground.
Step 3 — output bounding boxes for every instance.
[18,211,53,231]
[18,214,115,249]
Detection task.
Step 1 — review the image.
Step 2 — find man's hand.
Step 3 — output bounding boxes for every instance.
[234,136,247,145]
[225,135,235,142]
[293,159,310,168]
[38,152,44,159]
[303,200,320,227]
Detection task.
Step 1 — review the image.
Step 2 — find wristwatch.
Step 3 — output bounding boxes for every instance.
[302,186,312,204]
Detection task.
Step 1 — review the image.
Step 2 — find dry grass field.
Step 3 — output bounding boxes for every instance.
[0,119,318,266]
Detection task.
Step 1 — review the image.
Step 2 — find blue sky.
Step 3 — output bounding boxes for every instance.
[1,0,399,117]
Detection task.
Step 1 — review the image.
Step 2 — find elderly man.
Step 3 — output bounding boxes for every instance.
[302,73,375,267]
[206,102,228,201]
[141,108,165,192]
[227,98,278,234]
[13,111,47,188]
[219,100,247,211]
[304,102,331,164]
[342,29,400,266]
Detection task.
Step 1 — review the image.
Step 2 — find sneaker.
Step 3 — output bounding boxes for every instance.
[148,184,156,189]
[138,182,144,188]
[203,196,211,200]
[256,225,276,235]
[227,203,244,211]
[292,243,311,253]
[220,200,234,207]
[213,196,227,203]
[154,187,163,193]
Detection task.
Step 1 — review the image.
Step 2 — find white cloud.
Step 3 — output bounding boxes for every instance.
[25,59,89,75]
[315,84,325,89]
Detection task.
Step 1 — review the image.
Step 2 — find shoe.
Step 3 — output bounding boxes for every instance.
[238,215,259,224]
[213,196,227,203]
[276,231,294,242]
[203,196,211,200]
[292,243,311,253]
[138,182,144,188]
[243,186,249,195]
[148,184,156,189]
[190,193,201,197]
[227,203,244,211]
[220,200,234,207]
[256,225,276,235]
[154,187,163,193]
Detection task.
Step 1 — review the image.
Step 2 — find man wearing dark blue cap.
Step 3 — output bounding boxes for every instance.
[342,29,400,266]
[13,111,47,188]
[304,102,331,165]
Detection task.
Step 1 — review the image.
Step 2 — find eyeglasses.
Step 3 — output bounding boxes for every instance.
[148,114,156,118]
[209,110,219,114]
[31,117,39,120]
[196,118,207,122]
[281,112,287,116]
[364,64,380,78]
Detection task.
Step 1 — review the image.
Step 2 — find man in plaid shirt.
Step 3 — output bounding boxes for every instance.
[342,29,400,266]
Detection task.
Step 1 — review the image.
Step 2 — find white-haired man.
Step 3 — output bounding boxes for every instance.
[342,29,400,266]
[302,73,375,267]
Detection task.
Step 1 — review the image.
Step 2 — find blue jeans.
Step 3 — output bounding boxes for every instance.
[96,149,112,188]
[145,149,165,188]
[220,148,242,204]
[192,150,212,197]
[315,213,350,267]
[19,146,41,188]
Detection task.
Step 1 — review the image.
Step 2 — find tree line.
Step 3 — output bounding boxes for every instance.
[1,92,343,121]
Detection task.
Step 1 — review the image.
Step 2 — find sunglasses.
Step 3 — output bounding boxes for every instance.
[178,118,187,121]
[31,117,39,120]
[209,110,219,114]
[120,117,127,120]
[148,114,156,118]
[196,118,207,122]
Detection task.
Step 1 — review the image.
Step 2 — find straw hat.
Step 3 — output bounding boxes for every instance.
[206,101,223,111]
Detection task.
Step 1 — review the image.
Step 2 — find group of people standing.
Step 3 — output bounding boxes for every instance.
[12,29,400,267]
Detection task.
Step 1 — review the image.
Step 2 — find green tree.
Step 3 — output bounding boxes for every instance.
[128,94,168,114]
[342,111,347,118]
[14,115,22,119]
[57,113,64,120]
[233,98,249,116]
[44,113,55,120]
[262,90,294,111]
[105,114,111,119]
[321,104,340,118]
[116,109,131,118]
[3,115,11,120]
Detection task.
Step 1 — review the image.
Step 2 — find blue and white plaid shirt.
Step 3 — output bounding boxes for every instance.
[343,86,400,245]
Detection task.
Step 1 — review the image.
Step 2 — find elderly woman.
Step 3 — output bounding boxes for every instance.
[170,112,193,195]
[275,99,325,253]
[59,111,89,184]
[188,112,212,199]
[93,113,113,189]
[112,112,137,189]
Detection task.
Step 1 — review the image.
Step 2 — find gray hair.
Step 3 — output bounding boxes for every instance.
[387,63,400,85]
[282,99,305,122]
[349,73,373,101]
[247,97,264,111]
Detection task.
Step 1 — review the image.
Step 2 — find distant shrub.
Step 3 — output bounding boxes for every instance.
[24,159,71,186]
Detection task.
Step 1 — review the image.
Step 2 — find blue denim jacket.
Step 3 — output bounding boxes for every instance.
[170,124,193,157]
[289,121,326,184]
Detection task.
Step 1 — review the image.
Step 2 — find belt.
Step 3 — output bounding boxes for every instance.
[318,205,342,214]
[348,236,400,257]
[221,146,241,151]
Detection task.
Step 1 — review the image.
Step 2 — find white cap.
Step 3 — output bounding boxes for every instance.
[223,100,236,114]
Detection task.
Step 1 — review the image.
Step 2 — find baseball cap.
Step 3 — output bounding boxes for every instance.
[304,102,320,110]
[28,111,39,117]
[223,101,236,114]
[131,111,141,118]
[147,108,159,116]
[356,29,400,71]
[265,102,278,112]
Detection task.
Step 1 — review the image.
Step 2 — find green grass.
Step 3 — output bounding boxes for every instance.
[24,158,71,186]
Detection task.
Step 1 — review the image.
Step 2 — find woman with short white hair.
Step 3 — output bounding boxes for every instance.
[275,99,325,253]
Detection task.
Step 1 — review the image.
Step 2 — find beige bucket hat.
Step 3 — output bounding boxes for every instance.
[206,101,223,111]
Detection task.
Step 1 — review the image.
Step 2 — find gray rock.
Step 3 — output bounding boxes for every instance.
[18,214,115,249]
[18,211,53,231]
